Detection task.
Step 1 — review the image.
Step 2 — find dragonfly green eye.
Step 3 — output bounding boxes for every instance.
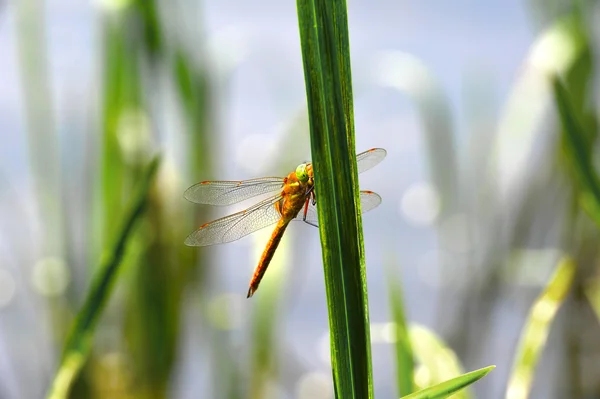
[296,163,309,182]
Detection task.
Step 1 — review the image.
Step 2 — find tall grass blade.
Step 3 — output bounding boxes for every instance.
[296,0,373,397]
[400,366,495,399]
[386,265,415,396]
[552,77,600,225]
[585,278,600,325]
[100,16,142,246]
[15,0,62,256]
[505,256,576,399]
[46,156,161,399]
[124,186,183,398]
[117,4,197,396]
[491,13,587,198]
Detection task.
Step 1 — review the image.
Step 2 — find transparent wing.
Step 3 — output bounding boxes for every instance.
[185,195,282,246]
[294,190,382,228]
[184,177,285,206]
[357,148,387,174]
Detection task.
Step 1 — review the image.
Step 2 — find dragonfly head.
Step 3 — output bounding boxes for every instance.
[295,163,309,182]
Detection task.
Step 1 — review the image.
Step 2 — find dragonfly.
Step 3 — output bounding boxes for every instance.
[184,148,386,298]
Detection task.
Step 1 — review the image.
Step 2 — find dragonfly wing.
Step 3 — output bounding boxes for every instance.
[185,194,282,246]
[294,190,382,228]
[358,190,383,213]
[184,177,284,206]
[356,148,387,174]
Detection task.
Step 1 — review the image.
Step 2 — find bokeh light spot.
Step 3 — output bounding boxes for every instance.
[116,109,153,165]
[414,364,432,388]
[31,257,70,297]
[295,372,333,399]
[399,182,440,226]
[206,293,245,331]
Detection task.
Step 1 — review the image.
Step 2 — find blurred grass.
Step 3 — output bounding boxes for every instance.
[374,51,458,218]
[6,1,600,398]
[296,0,374,397]
[99,8,168,399]
[386,263,415,397]
[552,77,600,226]
[15,0,61,256]
[47,156,160,399]
[505,257,576,399]
[409,324,473,399]
[585,278,600,324]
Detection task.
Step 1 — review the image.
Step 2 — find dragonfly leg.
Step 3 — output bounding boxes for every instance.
[305,185,316,206]
[275,199,284,217]
[302,197,310,221]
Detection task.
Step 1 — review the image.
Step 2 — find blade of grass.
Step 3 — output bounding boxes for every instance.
[46,155,161,399]
[386,263,415,396]
[552,77,600,226]
[400,366,495,399]
[117,4,197,396]
[505,256,576,399]
[124,186,182,398]
[492,13,587,197]
[100,15,143,247]
[585,278,600,324]
[15,0,62,256]
[296,0,373,397]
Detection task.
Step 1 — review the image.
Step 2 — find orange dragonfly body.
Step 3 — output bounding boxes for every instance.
[184,148,386,297]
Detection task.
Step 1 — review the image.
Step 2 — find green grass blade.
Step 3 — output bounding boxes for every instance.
[100,17,142,246]
[585,278,600,324]
[15,0,62,256]
[552,77,600,225]
[386,265,415,396]
[296,0,373,397]
[46,156,161,399]
[505,256,576,399]
[400,366,495,399]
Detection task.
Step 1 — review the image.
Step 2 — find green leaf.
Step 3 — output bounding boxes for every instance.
[505,256,576,399]
[296,0,374,397]
[552,77,600,226]
[386,264,416,396]
[46,156,161,399]
[100,16,143,247]
[400,366,495,399]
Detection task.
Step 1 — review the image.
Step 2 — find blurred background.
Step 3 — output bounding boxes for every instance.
[1,0,599,398]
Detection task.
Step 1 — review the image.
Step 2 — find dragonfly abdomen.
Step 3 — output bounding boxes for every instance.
[247,218,291,297]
